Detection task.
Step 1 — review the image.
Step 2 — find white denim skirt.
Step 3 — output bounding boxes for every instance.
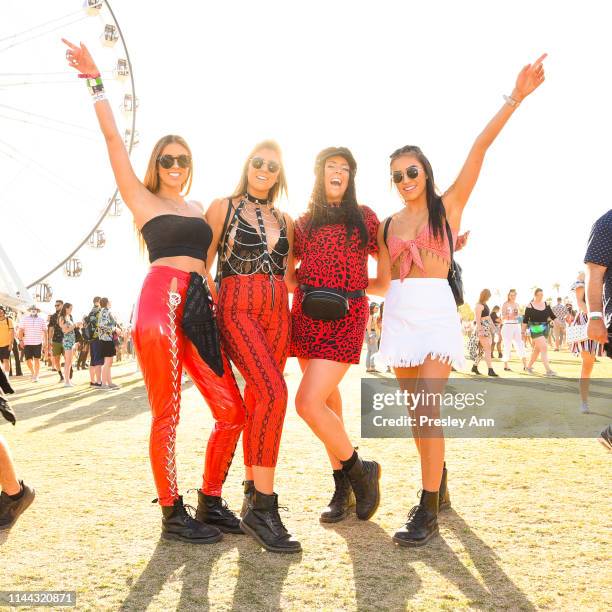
[377,278,466,370]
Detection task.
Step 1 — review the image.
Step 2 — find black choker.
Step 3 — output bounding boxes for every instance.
[245,192,270,205]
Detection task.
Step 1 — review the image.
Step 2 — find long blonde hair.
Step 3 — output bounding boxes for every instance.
[230,140,288,205]
[137,134,194,253]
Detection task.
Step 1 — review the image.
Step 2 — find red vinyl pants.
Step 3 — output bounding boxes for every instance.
[217,275,290,467]
[132,266,246,506]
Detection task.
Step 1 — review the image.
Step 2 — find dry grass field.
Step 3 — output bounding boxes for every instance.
[1,347,610,611]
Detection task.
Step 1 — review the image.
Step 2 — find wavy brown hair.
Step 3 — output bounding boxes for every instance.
[230,140,288,205]
[478,289,491,304]
[136,135,194,253]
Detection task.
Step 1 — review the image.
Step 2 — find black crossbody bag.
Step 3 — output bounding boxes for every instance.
[300,220,365,321]
[445,218,464,307]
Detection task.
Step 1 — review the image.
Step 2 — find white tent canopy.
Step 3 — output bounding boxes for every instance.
[0,244,33,311]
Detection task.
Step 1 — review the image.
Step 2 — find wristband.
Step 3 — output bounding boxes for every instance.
[78,73,101,79]
[91,92,107,104]
[503,94,520,108]
[589,312,603,319]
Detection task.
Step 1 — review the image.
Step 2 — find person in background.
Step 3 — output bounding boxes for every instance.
[0,307,14,375]
[97,297,119,390]
[47,300,65,382]
[18,305,47,383]
[87,297,103,388]
[523,288,557,376]
[59,303,78,387]
[469,289,498,376]
[365,302,380,372]
[551,297,568,351]
[501,289,527,371]
[76,315,90,370]
[490,305,503,358]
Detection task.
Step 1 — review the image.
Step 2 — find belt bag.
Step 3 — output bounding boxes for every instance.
[300,284,365,321]
[529,322,548,335]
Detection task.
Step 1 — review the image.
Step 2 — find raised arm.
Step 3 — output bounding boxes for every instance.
[62,39,153,223]
[443,54,547,223]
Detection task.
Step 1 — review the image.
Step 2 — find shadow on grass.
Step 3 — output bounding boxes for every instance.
[119,535,301,611]
[331,510,535,611]
[13,379,150,432]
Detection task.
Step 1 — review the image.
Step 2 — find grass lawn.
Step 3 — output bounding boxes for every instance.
[1,347,610,611]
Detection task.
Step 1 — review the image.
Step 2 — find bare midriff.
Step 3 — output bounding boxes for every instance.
[151,256,207,275]
[390,249,450,281]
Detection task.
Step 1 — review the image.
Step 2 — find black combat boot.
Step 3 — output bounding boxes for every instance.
[342,453,381,521]
[161,496,222,544]
[439,463,451,511]
[393,489,439,547]
[240,480,255,518]
[320,470,355,523]
[195,491,243,534]
[240,490,301,554]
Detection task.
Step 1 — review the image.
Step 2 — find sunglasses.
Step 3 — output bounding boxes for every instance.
[158,154,191,169]
[391,165,424,184]
[250,157,280,173]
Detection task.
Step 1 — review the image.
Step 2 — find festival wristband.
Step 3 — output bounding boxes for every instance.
[86,76,104,95]
[589,311,603,319]
[503,94,520,107]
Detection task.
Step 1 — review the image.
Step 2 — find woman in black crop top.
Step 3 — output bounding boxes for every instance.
[523,288,557,375]
[63,40,247,544]
[206,140,300,553]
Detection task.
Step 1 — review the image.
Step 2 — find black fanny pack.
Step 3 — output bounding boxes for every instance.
[300,284,365,321]
[182,273,224,377]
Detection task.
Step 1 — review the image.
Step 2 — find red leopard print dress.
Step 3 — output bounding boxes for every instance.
[290,205,379,364]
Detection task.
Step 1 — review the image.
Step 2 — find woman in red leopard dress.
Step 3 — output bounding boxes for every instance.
[289,147,389,525]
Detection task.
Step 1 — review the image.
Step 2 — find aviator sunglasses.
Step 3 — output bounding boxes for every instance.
[391,165,423,184]
[250,157,280,173]
[158,154,192,169]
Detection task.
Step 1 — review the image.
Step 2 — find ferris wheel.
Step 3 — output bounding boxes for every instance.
[0,0,138,305]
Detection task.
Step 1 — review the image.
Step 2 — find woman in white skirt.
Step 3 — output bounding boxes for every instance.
[376,54,547,547]
[501,289,527,371]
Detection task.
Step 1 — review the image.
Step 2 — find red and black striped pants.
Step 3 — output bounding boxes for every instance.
[217,274,290,467]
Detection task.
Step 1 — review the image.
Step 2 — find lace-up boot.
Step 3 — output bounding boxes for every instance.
[319,471,355,523]
[240,480,255,518]
[343,456,381,520]
[161,496,223,544]
[196,491,243,534]
[393,489,439,547]
[240,490,301,553]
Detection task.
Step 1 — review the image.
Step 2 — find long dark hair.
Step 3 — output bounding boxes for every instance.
[59,302,72,322]
[389,145,446,241]
[306,146,368,248]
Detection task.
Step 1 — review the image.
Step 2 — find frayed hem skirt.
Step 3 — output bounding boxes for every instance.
[377,278,466,370]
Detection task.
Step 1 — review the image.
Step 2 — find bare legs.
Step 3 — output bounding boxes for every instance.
[527,336,554,373]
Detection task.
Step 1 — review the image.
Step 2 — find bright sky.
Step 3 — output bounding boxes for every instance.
[1,0,611,320]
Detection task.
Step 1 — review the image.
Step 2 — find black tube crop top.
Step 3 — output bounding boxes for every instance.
[140,214,212,264]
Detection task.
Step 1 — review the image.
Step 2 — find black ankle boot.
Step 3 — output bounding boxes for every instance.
[240,480,254,518]
[320,471,355,523]
[343,455,381,520]
[488,368,499,377]
[0,481,35,530]
[161,496,223,544]
[240,490,301,553]
[439,464,451,511]
[393,489,439,547]
[195,491,243,534]
[471,364,480,375]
